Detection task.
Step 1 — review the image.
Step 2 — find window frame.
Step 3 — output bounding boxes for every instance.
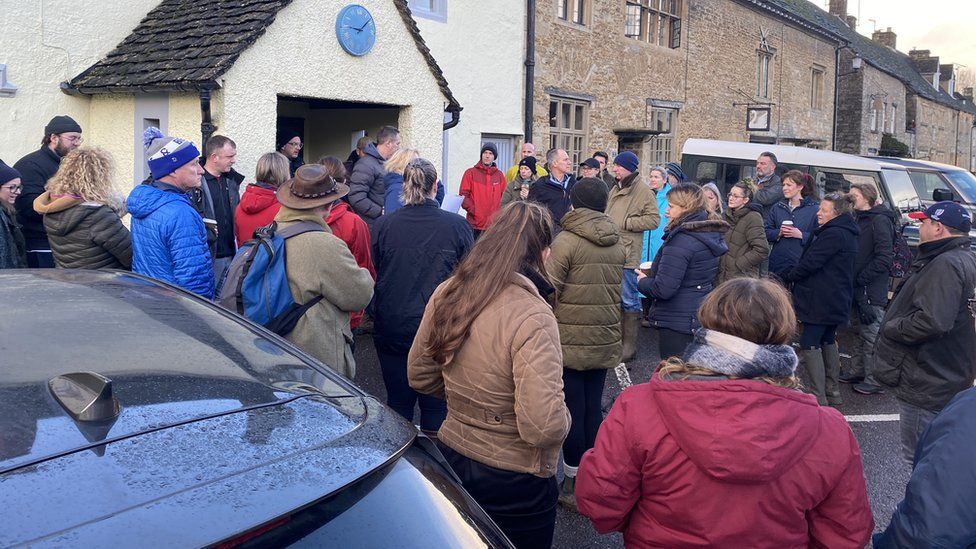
[549,96,590,168]
[756,51,773,99]
[624,0,681,49]
[810,66,825,110]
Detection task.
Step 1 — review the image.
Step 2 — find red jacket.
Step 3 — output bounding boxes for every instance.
[459,162,505,230]
[326,201,376,329]
[576,375,873,548]
[234,184,280,247]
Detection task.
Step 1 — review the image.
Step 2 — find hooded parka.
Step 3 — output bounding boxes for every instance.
[605,172,659,269]
[783,213,860,326]
[275,206,374,379]
[459,161,506,230]
[546,208,626,370]
[33,192,131,270]
[408,273,571,477]
[234,183,280,246]
[718,202,769,283]
[576,375,874,548]
[639,211,729,334]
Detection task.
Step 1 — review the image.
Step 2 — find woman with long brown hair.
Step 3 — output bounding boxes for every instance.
[32,146,131,269]
[408,200,570,549]
[576,278,873,547]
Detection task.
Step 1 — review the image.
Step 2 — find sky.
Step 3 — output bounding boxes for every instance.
[815,0,976,83]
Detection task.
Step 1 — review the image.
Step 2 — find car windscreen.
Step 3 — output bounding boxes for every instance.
[943,170,976,204]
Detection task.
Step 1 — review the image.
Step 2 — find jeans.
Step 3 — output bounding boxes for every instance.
[848,306,884,383]
[799,323,838,349]
[440,444,558,549]
[621,268,641,313]
[658,328,694,360]
[376,350,447,432]
[562,368,608,468]
[898,399,939,465]
[212,255,234,297]
[26,250,54,268]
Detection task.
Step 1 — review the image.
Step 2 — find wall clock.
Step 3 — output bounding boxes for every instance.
[336,4,376,57]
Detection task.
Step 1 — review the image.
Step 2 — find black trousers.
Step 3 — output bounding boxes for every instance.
[562,368,608,468]
[26,250,54,268]
[658,328,694,361]
[440,444,557,549]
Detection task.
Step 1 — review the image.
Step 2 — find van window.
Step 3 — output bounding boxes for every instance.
[811,169,881,197]
[695,161,718,181]
[908,171,951,201]
[882,169,921,211]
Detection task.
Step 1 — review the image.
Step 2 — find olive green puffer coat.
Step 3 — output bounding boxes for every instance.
[546,207,626,370]
[34,192,132,270]
[717,203,769,284]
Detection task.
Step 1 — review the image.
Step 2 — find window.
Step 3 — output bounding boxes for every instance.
[0,64,16,97]
[810,67,824,110]
[481,134,517,175]
[408,0,447,22]
[624,0,681,48]
[889,104,898,134]
[756,52,772,98]
[549,96,589,167]
[908,171,952,201]
[649,136,674,164]
[647,106,677,163]
[869,98,882,133]
[881,102,888,132]
[558,0,587,25]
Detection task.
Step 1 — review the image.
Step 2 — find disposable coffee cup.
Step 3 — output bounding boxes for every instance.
[781,220,794,227]
[203,218,218,235]
[639,261,654,276]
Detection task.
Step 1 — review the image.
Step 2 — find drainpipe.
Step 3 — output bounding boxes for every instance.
[524,0,536,142]
[200,88,215,147]
[443,107,461,130]
[831,46,841,151]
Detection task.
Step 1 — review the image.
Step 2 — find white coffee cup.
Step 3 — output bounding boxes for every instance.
[639,261,654,276]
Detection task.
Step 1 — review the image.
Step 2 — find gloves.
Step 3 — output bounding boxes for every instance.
[854,287,879,325]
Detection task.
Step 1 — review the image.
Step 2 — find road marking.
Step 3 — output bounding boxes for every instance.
[845,414,900,422]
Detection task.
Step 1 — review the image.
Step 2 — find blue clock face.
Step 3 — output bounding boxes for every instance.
[336,4,376,57]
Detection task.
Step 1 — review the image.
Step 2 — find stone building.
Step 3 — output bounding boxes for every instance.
[789,0,976,168]
[2,0,460,192]
[681,0,842,149]
[531,0,689,169]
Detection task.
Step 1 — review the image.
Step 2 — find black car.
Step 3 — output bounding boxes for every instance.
[0,270,512,547]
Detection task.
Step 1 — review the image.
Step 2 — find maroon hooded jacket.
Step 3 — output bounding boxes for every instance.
[576,375,873,548]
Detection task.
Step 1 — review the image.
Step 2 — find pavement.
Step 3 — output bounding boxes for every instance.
[350,323,909,548]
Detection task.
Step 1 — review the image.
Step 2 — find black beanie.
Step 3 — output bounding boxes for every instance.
[480,142,498,160]
[571,177,609,212]
[44,115,82,137]
[0,161,20,186]
[276,129,301,151]
[518,156,537,173]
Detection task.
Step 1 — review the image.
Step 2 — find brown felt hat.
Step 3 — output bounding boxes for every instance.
[276,164,349,210]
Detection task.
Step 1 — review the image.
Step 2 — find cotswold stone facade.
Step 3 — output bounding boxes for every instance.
[681,0,839,148]
[532,0,688,168]
[913,95,976,166]
[835,49,910,156]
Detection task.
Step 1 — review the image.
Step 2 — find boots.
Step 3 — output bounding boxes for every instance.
[558,475,577,512]
[822,343,844,407]
[800,348,828,406]
[620,312,642,364]
[641,298,651,328]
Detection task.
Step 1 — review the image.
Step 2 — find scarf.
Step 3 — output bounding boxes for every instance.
[681,329,798,379]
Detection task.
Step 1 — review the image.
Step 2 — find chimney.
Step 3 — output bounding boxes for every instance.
[963,87,974,103]
[828,0,847,19]
[846,15,857,30]
[909,49,931,61]
[872,27,897,50]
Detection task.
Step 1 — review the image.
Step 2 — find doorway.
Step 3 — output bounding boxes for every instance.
[277,96,400,165]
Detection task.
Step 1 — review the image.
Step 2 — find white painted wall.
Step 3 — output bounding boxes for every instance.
[413,1,527,193]
[0,0,157,164]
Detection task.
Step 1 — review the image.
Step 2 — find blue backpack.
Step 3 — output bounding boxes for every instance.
[218,221,325,336]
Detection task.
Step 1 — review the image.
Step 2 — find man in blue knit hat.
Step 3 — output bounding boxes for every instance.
[125,128,215,299]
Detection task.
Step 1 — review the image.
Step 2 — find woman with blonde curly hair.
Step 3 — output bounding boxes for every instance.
[33,146,131,269]
[576,278,873,548]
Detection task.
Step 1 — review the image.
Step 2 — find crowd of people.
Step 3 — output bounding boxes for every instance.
[2,115,976,548]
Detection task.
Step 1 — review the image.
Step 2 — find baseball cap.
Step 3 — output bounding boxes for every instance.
[580,158,601,170]
[908,201,973,233]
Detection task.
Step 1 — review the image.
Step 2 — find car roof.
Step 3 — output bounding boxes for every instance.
[681,138,907,172]
[869,156,968,172]
[1,270,416,546]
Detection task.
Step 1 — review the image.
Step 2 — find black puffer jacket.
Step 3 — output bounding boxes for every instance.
[34,192,132,270]
[874,236,976,412]
[853,205,895,305]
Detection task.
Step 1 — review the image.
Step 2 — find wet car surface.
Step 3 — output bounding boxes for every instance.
[0,270,511,548]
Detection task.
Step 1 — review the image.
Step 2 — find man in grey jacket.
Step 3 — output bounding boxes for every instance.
[752,151,782,210]
[873,201,976,463]
[348,125,400,229]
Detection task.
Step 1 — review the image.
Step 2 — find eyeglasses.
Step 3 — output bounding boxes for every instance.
[727,193,746,199]
[60,135,83,144]
[2,185,23,193]
[286,141,303,149]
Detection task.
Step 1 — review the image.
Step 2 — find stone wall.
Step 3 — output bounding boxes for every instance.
[532,0,688,166]
[835,51,910,156]
[914,95,974,167]
[681,0,837,148]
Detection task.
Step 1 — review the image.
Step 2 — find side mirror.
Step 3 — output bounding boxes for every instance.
[932,188,956,202]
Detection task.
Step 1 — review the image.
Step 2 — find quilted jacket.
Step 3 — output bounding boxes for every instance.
[34,192,131,270]
[127,181,215,299]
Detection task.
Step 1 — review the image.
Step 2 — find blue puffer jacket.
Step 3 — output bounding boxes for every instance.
[382,172,446,215]
[127,182,215,299]
[638,210,729,334]
[874,387,976,548]
[764,196,820,276]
